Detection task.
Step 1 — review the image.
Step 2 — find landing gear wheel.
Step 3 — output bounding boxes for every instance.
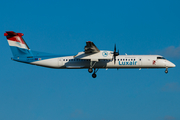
[92,73,97,78]
[88,68,93,73]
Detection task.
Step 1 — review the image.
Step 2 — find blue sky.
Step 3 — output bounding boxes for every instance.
[0,0,180,120]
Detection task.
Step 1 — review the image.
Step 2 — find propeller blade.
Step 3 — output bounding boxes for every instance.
[114,56,115,64]
[113,44,119,64]
[114,44,116,52]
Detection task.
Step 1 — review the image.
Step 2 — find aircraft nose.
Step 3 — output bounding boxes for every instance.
[172,63,176,67]
[166,61,176,68]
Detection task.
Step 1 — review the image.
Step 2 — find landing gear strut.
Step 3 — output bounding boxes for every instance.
[92,68,99,78]
[88,61,97,73]
[88,61,98,78]
[165,67,168,74]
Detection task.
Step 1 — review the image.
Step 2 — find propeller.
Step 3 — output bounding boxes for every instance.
[113,44,119,64]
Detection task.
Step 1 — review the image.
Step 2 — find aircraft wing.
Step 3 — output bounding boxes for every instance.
[75,41,112,61]
[84,41,100,54]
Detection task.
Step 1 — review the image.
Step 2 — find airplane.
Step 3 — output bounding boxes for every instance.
[4,31,176,78]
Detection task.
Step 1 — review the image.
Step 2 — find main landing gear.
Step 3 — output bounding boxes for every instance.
[88,68,93,73]
[88,61,99,78]
[165,67,168,74]
[88,68,99,78]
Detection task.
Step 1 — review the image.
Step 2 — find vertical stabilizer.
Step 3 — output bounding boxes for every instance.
[4,31,33,57]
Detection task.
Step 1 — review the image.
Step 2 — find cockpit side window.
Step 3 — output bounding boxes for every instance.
[157,57,166,59]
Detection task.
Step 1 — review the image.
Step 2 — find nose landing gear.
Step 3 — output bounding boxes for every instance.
[165,67,168,74]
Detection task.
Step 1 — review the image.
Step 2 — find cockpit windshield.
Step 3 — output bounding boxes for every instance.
[157,57,166,59]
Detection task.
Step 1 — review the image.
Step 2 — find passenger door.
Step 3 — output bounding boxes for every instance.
[59,57,65,67]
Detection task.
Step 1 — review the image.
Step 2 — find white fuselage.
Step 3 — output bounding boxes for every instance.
[30,54,175,69]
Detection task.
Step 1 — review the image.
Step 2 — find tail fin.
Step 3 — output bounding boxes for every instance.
[4,31,33,57]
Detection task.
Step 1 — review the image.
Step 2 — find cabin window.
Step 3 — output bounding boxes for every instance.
[118,59,119,61]
[134,59,136,61]
[63,59,65,61]
[128,59,130,61]
[126,59,127,61]
[131,59,133,61]
[139,59,141,61]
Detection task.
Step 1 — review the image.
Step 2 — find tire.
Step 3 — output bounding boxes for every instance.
[92,73,97,78]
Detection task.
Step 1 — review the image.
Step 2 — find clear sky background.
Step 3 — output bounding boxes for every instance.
[0,0,180,120]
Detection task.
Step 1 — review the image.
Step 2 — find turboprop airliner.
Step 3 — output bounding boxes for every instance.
[4,31,176,78]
